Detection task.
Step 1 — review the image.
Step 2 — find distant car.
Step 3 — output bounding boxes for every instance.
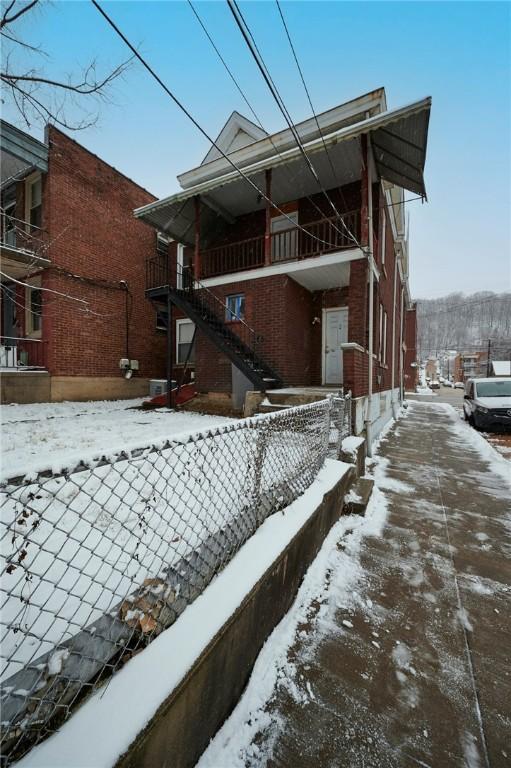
[444,380,454,388]
[429,380,440,390]
[454,382,464,389]
[463,377,511,430]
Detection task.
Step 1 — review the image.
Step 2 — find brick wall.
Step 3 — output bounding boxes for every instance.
[195,274,313,392]
[34,126,168,381]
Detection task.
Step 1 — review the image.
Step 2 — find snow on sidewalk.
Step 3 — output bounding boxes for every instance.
[1,399,236,480]
[198,401,511,768]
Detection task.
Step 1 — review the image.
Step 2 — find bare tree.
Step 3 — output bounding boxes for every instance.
[0,0,132,130]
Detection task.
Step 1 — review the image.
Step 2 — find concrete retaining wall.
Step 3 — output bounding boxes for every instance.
[116,465,354,768]
[0,375,151,404]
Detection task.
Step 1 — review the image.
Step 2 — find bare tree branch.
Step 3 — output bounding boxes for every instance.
[0,0,39,30]
[1,1,133,130]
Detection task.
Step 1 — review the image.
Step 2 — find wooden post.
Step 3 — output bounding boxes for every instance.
[360,134,368,246]
[264,168,272,266]
[194,195,201,281]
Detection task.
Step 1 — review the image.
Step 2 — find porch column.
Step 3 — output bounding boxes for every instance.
[194,195,201,281]
[360,135,369,246]
[264,168,272,266]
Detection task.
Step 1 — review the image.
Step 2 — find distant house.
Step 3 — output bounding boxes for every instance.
[0,121,176,403]
[453,352,487,382]
[490,360,511,377]
[137,88,430,435]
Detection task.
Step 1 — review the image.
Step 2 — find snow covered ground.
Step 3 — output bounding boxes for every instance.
[1,399,236,480]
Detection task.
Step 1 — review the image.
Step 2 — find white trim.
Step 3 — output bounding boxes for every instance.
[322,306,348,386]
[177,243,185,290]
[200,248,363,289]
[25,275,42,339]
[381,208,386,266]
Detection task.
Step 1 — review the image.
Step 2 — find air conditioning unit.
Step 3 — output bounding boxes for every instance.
[149,379,176,397]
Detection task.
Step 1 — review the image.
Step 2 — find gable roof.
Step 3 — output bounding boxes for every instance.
[201,111,267,166]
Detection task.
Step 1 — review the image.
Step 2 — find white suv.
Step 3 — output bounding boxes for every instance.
[463,378,511,431]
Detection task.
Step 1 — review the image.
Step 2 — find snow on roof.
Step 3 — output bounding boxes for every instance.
[491,361,511,377]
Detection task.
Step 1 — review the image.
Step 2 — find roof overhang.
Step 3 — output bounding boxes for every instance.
[0,120,48,177]
[135,97,431,246]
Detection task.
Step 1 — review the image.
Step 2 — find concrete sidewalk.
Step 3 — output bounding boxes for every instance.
[210,402,511,767]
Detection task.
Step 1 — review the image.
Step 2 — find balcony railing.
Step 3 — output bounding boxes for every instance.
[201,211,360,279]
[0,210,48,256]
[0,337,47,370]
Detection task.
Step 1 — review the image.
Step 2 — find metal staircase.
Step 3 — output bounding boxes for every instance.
[146,259,283,391]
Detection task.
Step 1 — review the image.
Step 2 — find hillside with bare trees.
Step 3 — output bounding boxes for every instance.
[416,291,511,360]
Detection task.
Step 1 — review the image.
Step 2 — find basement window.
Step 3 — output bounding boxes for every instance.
[226,294,245,322]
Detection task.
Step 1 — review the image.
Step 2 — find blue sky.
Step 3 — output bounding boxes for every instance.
[3,0,510,299]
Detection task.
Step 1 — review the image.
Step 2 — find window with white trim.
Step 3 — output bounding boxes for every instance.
[225,293,245,322]
[381,210,386,265]
[25,278,42,337]
[26,175,42,230]
[176,318,195,364]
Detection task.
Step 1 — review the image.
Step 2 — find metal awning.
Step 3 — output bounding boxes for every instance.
[135,97,431,245]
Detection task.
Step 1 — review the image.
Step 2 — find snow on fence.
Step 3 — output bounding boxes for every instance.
[0,395,351,764]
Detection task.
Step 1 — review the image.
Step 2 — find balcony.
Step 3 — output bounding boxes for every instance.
[0,212,50,279]
[0,337,47,370]
[201,211,359,279]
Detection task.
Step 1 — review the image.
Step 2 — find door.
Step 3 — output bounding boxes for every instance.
[271,212,298,263]
[323,308,348,385]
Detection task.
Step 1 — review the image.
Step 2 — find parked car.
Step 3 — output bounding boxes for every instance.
[463,378,511,430]
[454,382,464,389]
[443,380,454,388]
[429,380,440,390]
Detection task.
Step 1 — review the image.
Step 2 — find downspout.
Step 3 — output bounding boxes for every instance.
[391,249,398,417]
[399,286,405,403]
[365,138,374,456]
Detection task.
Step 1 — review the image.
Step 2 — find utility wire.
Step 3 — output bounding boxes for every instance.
[91,0,348,253]
[227,0,360,248]
[187,0,359,246]
[274,0,357,243]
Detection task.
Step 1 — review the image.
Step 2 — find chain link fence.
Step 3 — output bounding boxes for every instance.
[0,395,351,764]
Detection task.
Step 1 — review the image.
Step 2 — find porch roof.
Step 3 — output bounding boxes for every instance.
[0,245,51,280]
[134,97,431,246]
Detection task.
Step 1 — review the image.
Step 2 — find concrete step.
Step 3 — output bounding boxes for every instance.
[343,477,374,516]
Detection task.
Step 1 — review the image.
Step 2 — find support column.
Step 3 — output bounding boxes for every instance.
[264,168,272,266]
[362,134,375,455]
[166,293,173,409]
[194,195,201,281]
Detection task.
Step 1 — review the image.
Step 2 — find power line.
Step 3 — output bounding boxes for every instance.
[274,0,357,245]
[227,0,360,248]
[186,0,358,246]
[91,0,349,253]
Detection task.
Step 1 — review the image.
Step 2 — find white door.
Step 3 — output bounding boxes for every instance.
[323,308,348,385]
[271,212,298,262]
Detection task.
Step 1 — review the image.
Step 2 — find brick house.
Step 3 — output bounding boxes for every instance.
[404,302,419,391]
[137,89,430,436]
[0,121,176,403]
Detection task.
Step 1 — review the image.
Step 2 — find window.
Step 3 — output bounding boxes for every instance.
[26,175,42,230]
[381,210,386,265]
[25,279,42,337]
[176,319,195,364]
[155,307,168,331]
[2,200,16,246]
[156,232,170,257]
[271,212,298,262]
[226,293,245,322]
[382,310,388,365]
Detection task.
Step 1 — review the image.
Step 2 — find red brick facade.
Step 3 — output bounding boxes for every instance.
[3,127,175,394]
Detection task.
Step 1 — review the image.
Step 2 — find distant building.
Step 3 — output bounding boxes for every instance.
[453,352,487,382]
[490,360,511,377]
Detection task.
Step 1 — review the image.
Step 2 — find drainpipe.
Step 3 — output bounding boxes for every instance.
[399,286,405,403]
[364,139,374,456]
[391,248,398,417]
